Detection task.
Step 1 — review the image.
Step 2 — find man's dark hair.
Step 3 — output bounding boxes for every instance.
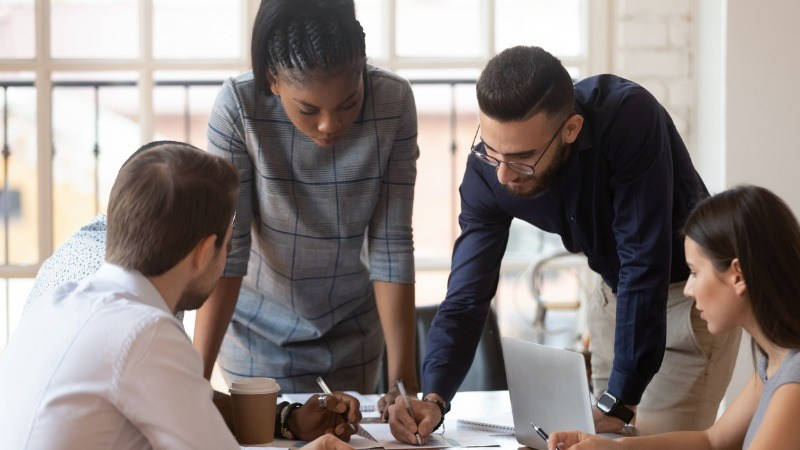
[106,141,239,277]
[251,0,366,93]
[476,46,574,122]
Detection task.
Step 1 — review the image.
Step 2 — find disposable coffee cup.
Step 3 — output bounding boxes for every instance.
[229,377,281,445]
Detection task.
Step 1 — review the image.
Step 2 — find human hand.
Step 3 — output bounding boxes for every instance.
[301,433,354,450]
[289,392,362,442]
[387,396,441,445]
[378,383,417,421]
[547,430,622,450]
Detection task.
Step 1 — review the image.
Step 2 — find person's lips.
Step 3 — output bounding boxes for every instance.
[314,135,341,147]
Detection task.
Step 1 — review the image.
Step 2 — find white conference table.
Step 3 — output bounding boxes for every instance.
[444,390,524,450]
[243,391,534,450]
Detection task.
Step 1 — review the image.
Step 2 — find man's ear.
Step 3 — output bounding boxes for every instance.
[190,234,219,272]
[563,113,584,145]
[730,258,747,296]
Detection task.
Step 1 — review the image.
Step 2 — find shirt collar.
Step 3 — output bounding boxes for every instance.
[573,102,593,153]
[93,262,172,315]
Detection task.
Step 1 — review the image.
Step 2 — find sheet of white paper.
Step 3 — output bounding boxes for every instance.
[242,437,382,450]
[241,424,499,450]
[359,423,499,449]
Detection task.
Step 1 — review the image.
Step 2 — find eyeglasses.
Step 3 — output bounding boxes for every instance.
[469,117,568,176]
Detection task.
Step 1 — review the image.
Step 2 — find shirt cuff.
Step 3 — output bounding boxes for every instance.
[422,368,458,403]
[606,367,650,406]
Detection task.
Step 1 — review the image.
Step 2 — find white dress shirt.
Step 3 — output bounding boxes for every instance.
[0,263,239,450]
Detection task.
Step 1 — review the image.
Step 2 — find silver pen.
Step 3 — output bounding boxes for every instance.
[396,379,423,446]
[315,376,377,442]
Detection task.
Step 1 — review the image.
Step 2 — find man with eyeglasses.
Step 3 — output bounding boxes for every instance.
[386,46,741,442]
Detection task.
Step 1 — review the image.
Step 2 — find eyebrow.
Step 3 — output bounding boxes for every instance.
[293,91,359,110]
[481,139,540,158]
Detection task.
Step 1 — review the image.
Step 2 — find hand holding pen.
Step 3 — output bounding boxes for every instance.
[396,380,423,445]
[315,377,377,442]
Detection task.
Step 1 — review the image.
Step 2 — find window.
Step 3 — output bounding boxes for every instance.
[1,0,602,345]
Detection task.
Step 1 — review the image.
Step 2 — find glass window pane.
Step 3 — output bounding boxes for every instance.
[396,0,481,58]
[52,72,139,248]
[0,0,35,58]
[153,0,242,59]
[153,71,232,147]
[495,0,585,57]
[51,0,139,59]
[354,0,387,60]
[403,73,478,263]
[0,72,37,265]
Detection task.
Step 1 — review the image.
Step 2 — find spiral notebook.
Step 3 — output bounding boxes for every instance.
[456,410,514,433]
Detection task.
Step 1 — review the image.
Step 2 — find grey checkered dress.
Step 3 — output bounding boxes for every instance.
[207,66,418,393]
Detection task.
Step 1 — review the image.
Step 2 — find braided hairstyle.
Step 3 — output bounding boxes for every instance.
[251,0,367,94]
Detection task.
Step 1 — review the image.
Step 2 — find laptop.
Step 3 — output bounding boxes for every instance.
[501,337,596,449]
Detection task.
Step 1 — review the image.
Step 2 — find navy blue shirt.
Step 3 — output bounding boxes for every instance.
[422,75,709,405]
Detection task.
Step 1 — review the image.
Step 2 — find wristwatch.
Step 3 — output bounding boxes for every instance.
[596,391,634,424]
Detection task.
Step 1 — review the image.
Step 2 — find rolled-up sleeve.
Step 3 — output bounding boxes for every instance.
[207,78,253,277]
[605,88,674,405]
[367,81,418,284]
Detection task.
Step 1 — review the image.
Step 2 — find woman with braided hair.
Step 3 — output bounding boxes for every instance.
[197,0,419,413]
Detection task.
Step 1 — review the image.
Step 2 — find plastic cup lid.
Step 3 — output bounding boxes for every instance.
[229,377,281,395]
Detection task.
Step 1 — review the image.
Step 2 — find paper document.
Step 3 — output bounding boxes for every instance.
[243,423,499,450]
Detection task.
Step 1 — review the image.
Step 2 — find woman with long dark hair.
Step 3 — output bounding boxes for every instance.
[195,0,419,408]
[549,185,800,449]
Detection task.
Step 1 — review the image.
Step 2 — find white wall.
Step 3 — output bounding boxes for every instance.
[724,0,800,212]
[612,0,695,150]
[693,0,726,193]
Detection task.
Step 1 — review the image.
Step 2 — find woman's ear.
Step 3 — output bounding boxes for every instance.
[267,70,280,97]
[730,258,747,296]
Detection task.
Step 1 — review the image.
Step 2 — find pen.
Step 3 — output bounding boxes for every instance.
[532,423,559,450]
[315,376,377,442]
[396,379,423,446]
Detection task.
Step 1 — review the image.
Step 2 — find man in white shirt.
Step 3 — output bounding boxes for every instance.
[0,141,356,450]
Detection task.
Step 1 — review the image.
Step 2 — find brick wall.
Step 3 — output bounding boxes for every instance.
[611,0,694,150]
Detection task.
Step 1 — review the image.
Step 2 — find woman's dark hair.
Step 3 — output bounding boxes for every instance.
[476,46,574,122]
[251,0,366,94]
[684,185,800,350]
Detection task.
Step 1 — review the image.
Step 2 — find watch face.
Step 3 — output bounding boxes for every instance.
[597,393,616,413]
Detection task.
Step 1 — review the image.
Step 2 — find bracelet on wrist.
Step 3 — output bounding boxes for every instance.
[278,402,303,439]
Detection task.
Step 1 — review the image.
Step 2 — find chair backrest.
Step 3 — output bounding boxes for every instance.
[415,304,508,392]
[375,304,508,393]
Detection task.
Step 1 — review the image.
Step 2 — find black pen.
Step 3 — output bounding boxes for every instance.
[532,423,559,450]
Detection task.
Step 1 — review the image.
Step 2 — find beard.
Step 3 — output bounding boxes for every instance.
[175,274,216,312]
[502,144,571,198]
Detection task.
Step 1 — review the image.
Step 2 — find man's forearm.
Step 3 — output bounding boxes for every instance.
[194,276,243,379]
[374,281,418,391]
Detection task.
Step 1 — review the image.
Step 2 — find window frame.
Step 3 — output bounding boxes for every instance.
[0,0,609,336]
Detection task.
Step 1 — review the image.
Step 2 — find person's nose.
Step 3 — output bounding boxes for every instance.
[317,112,343,135]
[496,161,516,185]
